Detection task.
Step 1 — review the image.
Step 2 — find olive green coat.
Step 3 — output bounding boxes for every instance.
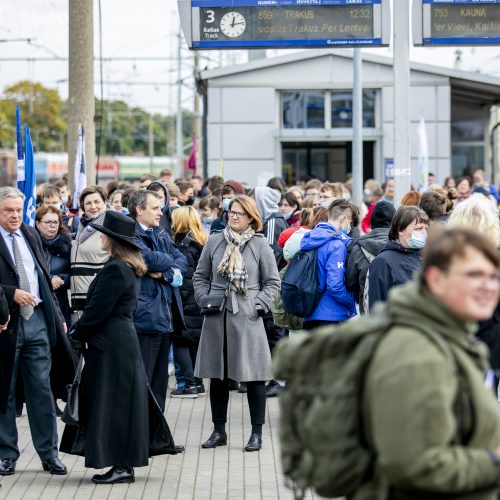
[357,281,500,500]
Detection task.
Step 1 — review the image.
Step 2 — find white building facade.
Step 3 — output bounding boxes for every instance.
[201,50,500,187]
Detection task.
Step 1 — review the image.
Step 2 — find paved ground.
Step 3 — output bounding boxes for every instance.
[0,385,318,500]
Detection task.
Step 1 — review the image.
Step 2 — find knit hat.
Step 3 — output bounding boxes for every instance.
[223,180,245,195]
[371,201,396,229]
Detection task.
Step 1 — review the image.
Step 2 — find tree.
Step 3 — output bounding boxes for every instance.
[0,81,67,151]
[0,80,195,157]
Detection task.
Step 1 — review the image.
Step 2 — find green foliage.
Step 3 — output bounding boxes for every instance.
[0,80,67,151]
[0,81,195,156]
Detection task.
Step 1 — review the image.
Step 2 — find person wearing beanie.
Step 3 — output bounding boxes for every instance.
[210,181,246,233]
[345,201,396,314]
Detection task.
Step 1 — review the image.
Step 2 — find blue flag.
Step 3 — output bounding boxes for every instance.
[17,125,37,226]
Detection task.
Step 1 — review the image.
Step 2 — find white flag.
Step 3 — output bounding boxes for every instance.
[72,124,87,210]
[417,117,429,191]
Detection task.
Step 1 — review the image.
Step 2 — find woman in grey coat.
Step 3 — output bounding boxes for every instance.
[193,195,280,452]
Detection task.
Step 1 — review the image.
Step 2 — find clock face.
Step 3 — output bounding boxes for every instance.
[220,12,246,38]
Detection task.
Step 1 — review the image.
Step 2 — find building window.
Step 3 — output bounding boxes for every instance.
[451,119,485,178]
[331,90,376,128]
[282,91,325,129]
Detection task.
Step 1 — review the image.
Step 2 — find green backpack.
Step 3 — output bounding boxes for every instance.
[271,265,304,331]
[273,306,457,500]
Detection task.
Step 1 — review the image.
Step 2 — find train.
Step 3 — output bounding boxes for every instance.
[0,150,177,187]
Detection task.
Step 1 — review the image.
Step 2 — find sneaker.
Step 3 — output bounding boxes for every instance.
[196,384,206,395]
[171,386,198,399]
[265,379,283,398]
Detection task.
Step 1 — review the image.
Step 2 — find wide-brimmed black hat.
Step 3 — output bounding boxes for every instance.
[90,210,140,250]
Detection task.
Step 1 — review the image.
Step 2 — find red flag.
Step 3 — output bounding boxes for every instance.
[187,133,197,175]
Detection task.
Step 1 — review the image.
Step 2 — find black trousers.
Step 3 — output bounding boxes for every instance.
[173,339,201,388]
[209,310,266,426]
[303,320,339,331]
[210,379,266,426]
[0,308,58,460]
[138,332,171,413]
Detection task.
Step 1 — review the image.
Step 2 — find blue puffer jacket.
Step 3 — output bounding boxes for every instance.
[133,224,188,334]
[300,222,356,322]
[367,240,421,310]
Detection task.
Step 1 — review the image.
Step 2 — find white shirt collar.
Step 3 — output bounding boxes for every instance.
[0,226,22,238]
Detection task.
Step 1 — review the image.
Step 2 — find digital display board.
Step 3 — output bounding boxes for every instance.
[414,0,500,45]
[178,0,391,49]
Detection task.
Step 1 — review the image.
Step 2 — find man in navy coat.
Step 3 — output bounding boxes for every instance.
[128,189,187,412]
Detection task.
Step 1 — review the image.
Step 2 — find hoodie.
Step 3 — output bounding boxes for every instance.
[147,181,172,236]
[255,186,287,268]
[367,240,421,310]
[300,222,356,322]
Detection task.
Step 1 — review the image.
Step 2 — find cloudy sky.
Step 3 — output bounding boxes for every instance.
[1,0,500,117]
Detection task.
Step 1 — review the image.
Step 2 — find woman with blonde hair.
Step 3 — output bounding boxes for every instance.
[447,193,500,246]
[193,195,280,451]
[170,206,208,397]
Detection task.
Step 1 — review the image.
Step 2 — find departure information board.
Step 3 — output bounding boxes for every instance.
[178,0,391,49]
[414,0,500,45]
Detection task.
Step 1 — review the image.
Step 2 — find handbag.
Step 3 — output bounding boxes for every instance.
[199,293,227,315]
[61,354,84,426]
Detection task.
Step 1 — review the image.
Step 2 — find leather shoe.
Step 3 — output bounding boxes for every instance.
[41,457,67,475]
[0,458,16,475]
[201,431,227,449]
[92,467,134,484]
[244,433,262,452]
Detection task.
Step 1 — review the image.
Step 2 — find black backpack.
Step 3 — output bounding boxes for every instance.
[281,248,323,318]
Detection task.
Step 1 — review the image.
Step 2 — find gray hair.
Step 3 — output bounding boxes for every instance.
[0,187,25,204]
[128,189,160,217]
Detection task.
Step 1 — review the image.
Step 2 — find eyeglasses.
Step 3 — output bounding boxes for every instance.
[40,220,59,227]
[448,270,500,287]
[229,210,246,219]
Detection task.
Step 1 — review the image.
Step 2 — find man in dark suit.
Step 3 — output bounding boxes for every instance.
[0,187,73,476]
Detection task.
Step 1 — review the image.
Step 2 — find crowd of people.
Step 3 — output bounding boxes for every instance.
[1,164,500,492]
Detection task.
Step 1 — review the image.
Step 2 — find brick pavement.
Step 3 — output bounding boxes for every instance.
[0,387,318,500]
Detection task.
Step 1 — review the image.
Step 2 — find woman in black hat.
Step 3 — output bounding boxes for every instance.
[60,211,183,484]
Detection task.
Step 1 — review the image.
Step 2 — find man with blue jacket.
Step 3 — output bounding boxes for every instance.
[300,199,357,330]
[128,190,187,412]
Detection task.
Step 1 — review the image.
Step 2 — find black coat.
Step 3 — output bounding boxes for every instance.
[367,240,422,310]
[0,224,74,412]
[476,302,500,371]
[345,227,389,313]
[60,258,177,468]
[40,232,72,328]
[174,232,204,343]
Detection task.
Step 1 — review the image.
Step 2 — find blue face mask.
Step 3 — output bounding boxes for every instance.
[321,200,332,208]
[222,198,231,211]
[283,212,293,221]
[203,216,214,224]
[340,227,351,235]
[407,232,427,249]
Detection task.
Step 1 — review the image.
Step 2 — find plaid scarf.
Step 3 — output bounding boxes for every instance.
[217,226,255,295]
